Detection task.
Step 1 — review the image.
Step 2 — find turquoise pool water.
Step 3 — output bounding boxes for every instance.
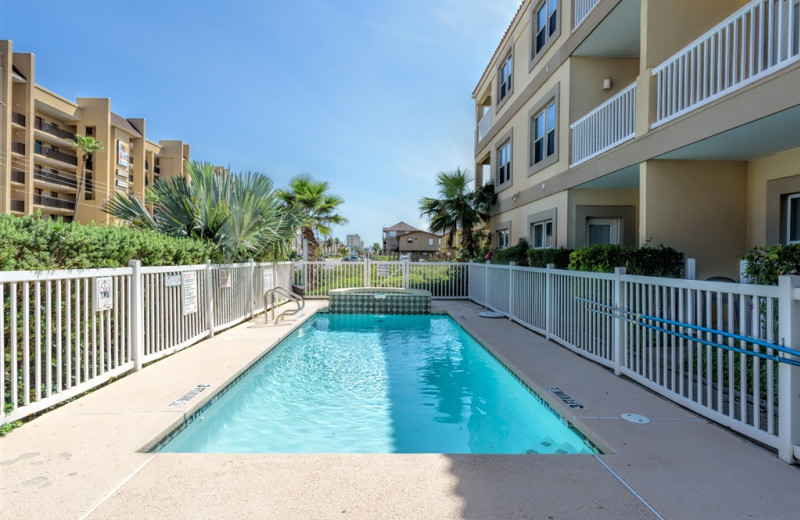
[157,314,597,454]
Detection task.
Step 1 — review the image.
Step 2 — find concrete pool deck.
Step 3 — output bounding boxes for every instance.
[1,300,798,519]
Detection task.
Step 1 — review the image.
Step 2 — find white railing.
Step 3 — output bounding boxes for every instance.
[653,0,800,126]
[1,260,292,424]
[570,81,637,166]
[293,260,469,299]
[469,262,800,462]
[477,109,492,142]
[574,0,602,30]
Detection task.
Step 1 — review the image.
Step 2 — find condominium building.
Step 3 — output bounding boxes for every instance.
[474,0,800,279]
[346,234,365,251]
[1,40,190,224]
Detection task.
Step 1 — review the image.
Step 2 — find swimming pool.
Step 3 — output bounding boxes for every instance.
[156,314,597,454]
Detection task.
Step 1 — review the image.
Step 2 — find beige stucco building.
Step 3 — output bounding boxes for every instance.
[1,40,190,224]
[474,0,800,279]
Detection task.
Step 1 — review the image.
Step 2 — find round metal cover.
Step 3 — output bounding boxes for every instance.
[621,413,650,424]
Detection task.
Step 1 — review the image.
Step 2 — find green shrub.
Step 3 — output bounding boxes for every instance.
[491,238,529,266]
[567,244,684,278]
[527,247,573,268]
[740,244,800,285]
[0,213,216,270]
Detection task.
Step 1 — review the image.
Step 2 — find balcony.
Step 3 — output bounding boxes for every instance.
[12,111,26,127]
[33,194,75,212]
[34,168,77,189]
[11,141,25,155]
[11,169,26,184]
[34,119,75,141]
[477,109,492,142]
[653,0,800,127]
[570,82,636,166]
[574,0,602,30]
[10,200,24,212]
[34,143,78,165]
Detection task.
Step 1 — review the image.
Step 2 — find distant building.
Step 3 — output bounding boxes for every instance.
[1,39,191,224]
[346,234,364,252]
[382,221,441,261]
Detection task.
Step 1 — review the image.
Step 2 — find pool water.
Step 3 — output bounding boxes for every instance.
[157,314,597,454]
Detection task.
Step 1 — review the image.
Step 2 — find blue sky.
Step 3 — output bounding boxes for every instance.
[1,0,519,246]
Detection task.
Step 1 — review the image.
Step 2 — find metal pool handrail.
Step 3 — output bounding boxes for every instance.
[264,287,305,324]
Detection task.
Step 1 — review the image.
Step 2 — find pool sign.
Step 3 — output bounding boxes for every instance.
[263,270,274,291]
[219,269,232,288]
[164,274,181,287]
[377,264,390,277]
[93,277,113,312]
[182,271,198,315]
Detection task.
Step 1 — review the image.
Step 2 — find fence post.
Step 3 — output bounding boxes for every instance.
[128,260,143,372]
[613,267,627,376]
[508,263,515,317]
[365,257,371,288]
[484,261,490,308]
[402,259,409,289]
[684,258,696,280]
[778,275,800,464]
[206,260,215,338]
[545,264,554,339]
[248,258,255,320]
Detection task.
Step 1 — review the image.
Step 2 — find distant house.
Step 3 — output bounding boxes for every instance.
[382,221,441,260]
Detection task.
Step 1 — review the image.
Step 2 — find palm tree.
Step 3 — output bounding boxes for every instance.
[419,168,495,259]
[69,135,104,221]
[371,243,381,255]
[278,174,347,260]
[103,161,302,261]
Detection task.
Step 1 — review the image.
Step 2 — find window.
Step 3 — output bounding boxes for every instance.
[532,102,556,166]
[497,139,512,185]
[531,219,553,249]
[497,229,510,249]
[428,238,434,246]
[587,218,620,246]
[498,51,513,102]
[407,237,414,243]
[789,193,800,244]
[531,0,559,66]
[389,231,397,238]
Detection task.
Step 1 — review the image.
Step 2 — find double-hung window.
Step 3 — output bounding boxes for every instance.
[498,52,513,103]
[789,193,800,244]
[497,229,510,250]
[531,219,553,249]
[532,102,556,165]
[532,0,559,61]
[498,139,512,185]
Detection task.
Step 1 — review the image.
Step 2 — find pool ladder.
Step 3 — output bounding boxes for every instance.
[263,287,305,324]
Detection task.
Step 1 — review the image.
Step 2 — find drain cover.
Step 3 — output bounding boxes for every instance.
[621,413,650,424]
[169,384,211,407]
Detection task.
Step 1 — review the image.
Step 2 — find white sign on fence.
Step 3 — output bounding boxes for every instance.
[377,264,390,277]
[164,274,182,287]
[182,271,198,315]
[263,270,274,291]
[93,277,113,312]
[219,269,232,288]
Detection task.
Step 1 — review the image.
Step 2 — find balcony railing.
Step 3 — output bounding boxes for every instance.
[10,200,24,212]
[12,111,26,127]
[35,144,78,165]
[477,109,492,142]
[11,169,26,184]
[570,82,637,166]
[34,119,76,141]
[33,194,76,211]
[653,0,800,126]
[34,168,77,189]
[574,0,602,30]
[11,141,25,155]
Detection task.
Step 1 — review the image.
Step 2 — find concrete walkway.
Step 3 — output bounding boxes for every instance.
[1,300,798,519]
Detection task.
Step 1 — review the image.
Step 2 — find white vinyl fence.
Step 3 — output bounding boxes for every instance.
[470,263,800,463]
[1,260,292,424]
